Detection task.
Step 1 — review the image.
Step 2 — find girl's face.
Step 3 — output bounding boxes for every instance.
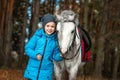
[44,22,56,35]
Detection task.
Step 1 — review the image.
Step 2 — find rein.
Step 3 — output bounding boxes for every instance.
[57,21,81,60]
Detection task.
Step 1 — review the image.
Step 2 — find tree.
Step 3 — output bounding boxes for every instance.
[29,0,40,37]
[94,0,108,78]
[3,0,15,67]
[18,0,29,68]
[0,0,7,67]
[83,0,89,30]
[63,0,70,10]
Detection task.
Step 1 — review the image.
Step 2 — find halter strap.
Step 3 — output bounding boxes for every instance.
[58,20,75,24]
[62,30,81,60]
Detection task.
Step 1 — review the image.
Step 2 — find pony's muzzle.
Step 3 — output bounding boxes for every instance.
[61,48,67,54]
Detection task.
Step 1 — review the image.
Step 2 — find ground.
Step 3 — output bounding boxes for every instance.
[0,69,91,80]
[0,68,118,80]
[0,69,26,80]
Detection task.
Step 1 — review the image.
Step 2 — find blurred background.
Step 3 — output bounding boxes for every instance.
[0,0,120,80]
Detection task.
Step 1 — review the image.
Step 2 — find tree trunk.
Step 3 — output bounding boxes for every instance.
[63,0,70,10]
[112,46,120,79]
[83,0,89,30]
[71,0,76,12]
[94,0,108,78]
[0,0,7,67]
[29,0,40,37]
[78,0,84,25]
[50,0,56,14]
[4,0,15,67]
[18,0,29,68]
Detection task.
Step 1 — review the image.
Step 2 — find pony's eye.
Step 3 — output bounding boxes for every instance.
[71,30,75,33]
[56,30,59,33]
[70,13,73,16]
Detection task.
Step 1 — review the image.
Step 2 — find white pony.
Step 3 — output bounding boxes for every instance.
[54,10,85,80]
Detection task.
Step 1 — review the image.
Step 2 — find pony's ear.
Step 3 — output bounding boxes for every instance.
[74,14,79,27]
[55,14,62,21]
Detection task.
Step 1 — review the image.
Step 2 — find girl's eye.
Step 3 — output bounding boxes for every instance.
[51,26,55,28]
[46,25,49,27]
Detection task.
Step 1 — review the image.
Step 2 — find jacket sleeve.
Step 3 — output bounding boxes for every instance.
[25,30,40,59]
[53,43,64,61]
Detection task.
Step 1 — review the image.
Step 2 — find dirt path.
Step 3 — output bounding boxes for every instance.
[0,69,115,80]
[0,69,26,80]
[0,69,90,80]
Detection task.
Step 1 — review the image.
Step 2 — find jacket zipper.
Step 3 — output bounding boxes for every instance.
[36,37,48,80]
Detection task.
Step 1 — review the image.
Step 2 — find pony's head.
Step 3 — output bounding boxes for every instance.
[56,10,80,55]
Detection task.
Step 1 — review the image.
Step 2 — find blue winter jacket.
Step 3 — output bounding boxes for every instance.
[24,28,63,80]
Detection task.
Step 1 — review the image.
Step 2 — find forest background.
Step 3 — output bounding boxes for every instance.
[0,0,120,80]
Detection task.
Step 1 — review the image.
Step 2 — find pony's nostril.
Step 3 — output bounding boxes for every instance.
[61,48,67,54]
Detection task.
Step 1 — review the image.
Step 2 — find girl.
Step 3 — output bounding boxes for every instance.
[24,14,63,80]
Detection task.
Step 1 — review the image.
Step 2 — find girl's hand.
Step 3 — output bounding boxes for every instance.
[60,53,64,57]
[37,54,42,60]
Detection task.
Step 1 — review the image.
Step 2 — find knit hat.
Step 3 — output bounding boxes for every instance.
[41,14,57,27]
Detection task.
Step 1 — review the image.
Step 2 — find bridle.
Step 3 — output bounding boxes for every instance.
[57,20,81,60]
